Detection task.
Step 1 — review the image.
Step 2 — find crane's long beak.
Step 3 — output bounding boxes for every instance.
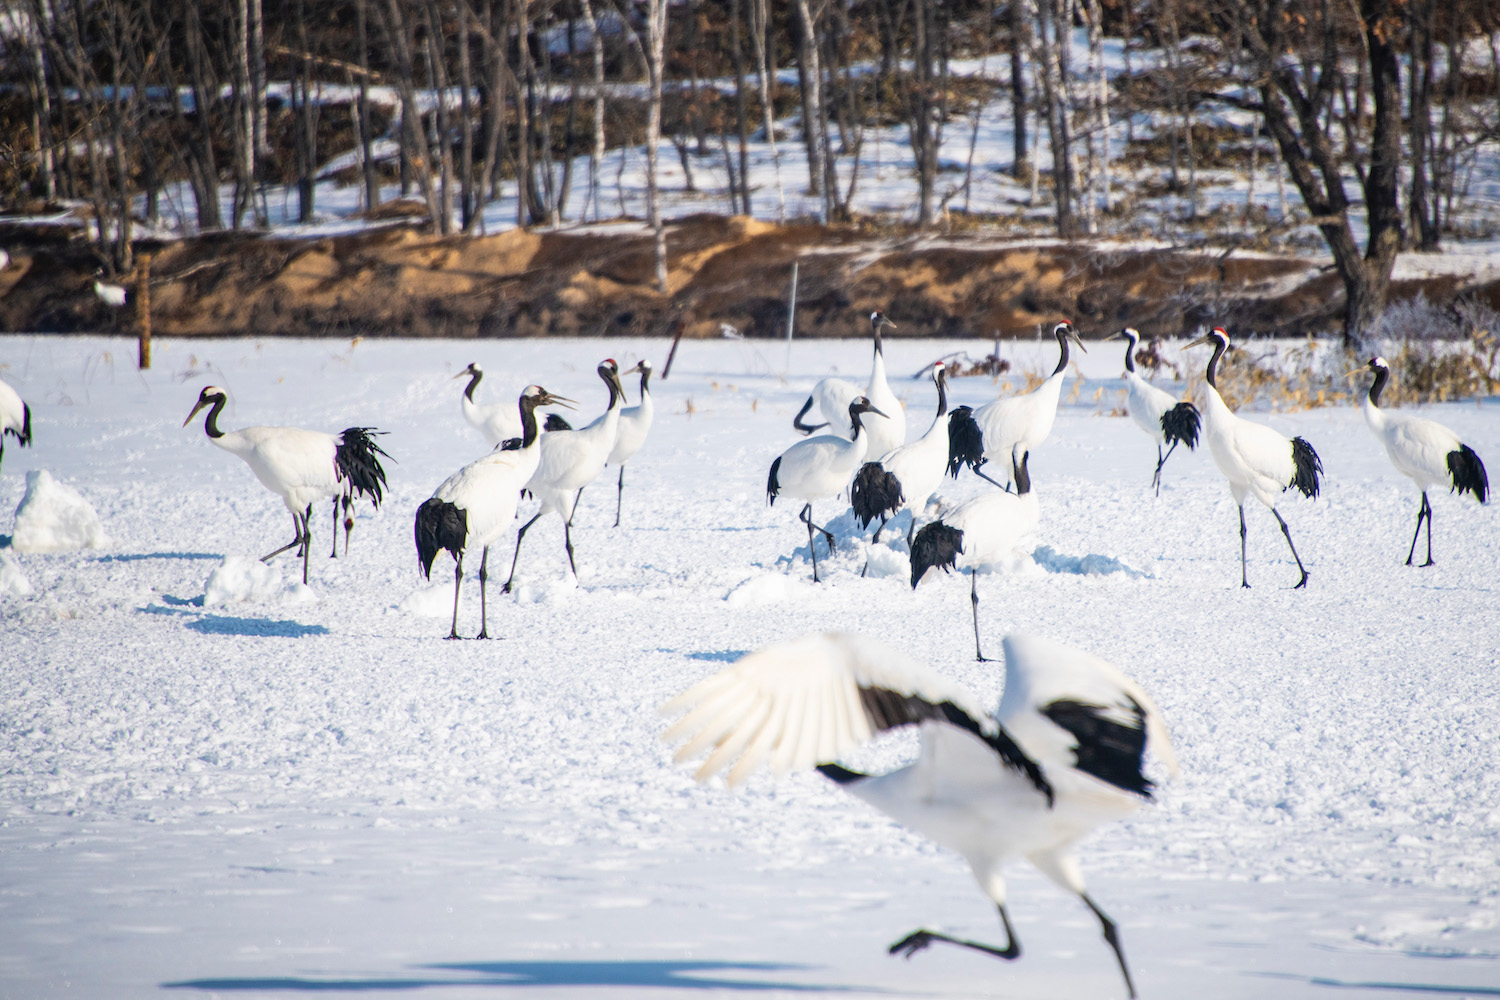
[1183,334,1215,350]
[182,399,209,427]
[1104,330,1125,342]
[867,405,889,419]
[544,393,577,409]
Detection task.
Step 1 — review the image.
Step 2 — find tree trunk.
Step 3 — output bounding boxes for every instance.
[646,0,668,292]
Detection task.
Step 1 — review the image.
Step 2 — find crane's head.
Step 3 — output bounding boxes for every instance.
[848,395,888,420]
[1345,355,1390,379]
[182,385,227,427]
[520,384,576,410]
[1185,327,1231,351]
[1105,326,1141,344]
[930,361,946,384]
[1054,320,1086,353]
[870,310,897,332]
[455,361,483,380]
[624,359,652,376]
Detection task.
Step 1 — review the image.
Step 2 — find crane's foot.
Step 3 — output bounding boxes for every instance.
[1293,571,1308,589]
[888,931,938,959]
[475,629,492,640]
[1420,558,1435,568]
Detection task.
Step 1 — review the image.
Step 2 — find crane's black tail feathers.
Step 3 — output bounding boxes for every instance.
[850,462,903,529]
[909,521,964,589]
[792,396,827,435]
[1041,696,1154,799]
[766,456,782,507]
[3,402,33,446]
[1288,436,1322,499]
[336,427,392,505]
[544,412,573,432]
[1160,400,1200,450]
[1449,444,1489,503]
[414,498,467,579]
[946,405,985,479]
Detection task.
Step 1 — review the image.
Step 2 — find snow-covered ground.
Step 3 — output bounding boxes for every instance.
[2,333,1499,998]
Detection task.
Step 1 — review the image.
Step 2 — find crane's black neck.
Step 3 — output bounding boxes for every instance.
[464,369,482,401]
[517,395,542,448]
[1121,336,1137,373]
[1368,366,1389,406]
[850,408,866,439]
[1052,329,1072,376]
[934,373,948,418]
[601,371,622,410]
[1014,451,1031,496]
[1204,337,1226,389]
[639,369,652,396]
[201,395,226,439]
[872,323,885,359]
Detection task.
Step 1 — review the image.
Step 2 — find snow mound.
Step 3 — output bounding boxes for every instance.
[0,549,32,596]
[512,579,577,605]
[725,573,811,608]
[1032,544,1150,579]
[859,542,910,580]
[397,583,454,618]
[204,557,318,607]
[10,470,111,554]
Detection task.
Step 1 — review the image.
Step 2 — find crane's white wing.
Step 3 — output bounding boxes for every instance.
[661,632,990,787]
[999,633,1178,794]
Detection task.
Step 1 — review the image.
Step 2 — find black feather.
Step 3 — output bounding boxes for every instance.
[850,461,903,529]
[544,412,573,432]
[766,456,782,506]
[792,396,827,435]
[1448,444,1489,502]
[816,763,868,785]
[946,405,985,479]
[1160,400,1200,449]
[335,427,392,506]
[1287,436,1322,499]
[909,520,964,589]
[414,498,467,578]
[1041,697,1154,799]
[498,437,523,451]
[854,686,1053,804]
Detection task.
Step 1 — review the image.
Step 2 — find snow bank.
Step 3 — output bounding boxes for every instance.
[9,469,111,553]
[203,556,317,607]
[397,582,454,618]
[0,549,31,596]
[1033,544,1150,578]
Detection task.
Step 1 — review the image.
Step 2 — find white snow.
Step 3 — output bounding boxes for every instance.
[1,333,1498,998]
[0,547,31,595]
[202,555,317,607]
[8,468,111,553]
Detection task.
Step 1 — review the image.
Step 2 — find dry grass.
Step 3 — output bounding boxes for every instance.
[1366,332,1500,405]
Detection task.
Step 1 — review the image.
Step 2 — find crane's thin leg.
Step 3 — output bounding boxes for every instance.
[906,515,916,549]
[1407,492,1434,567]
[300,504,312,585]
[330,496,340,558]
[1238,505,1250,589]
[1152,444,1164,495]
[1271,508,1309,589]
[970,568,993,662]
[262,513,304,562]
[1082,893,1137,1000]
[504,514,543,593]
[563,520,578,580]
[342,494,354,556]
[475,546,491,638]
[800,503,821,583]
[613,466,625,528]
[1422,493,1435,567]
[568,488,584,527]
[446,553,464,640]
[889,903,1021,962]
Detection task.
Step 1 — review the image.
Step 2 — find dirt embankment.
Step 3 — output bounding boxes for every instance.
[0,214,1491,340]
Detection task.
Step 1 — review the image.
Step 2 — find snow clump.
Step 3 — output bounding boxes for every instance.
[204,556,317,607]
[0,549,32,596]
[10,469,111,553]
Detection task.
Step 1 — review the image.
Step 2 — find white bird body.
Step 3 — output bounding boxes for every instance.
[184,386,389,584]
[662,630,1176,997]
[796,311,905,459]
[588,360,654,527]
[851,363,952,548]
[1110,328,1201,497]
[1354,356,1488,565]
[457,363,522,446]
[0,375,32,474]
[93,279,127,308]
[418,386,573,638]
[1186,329,1321,588]
[951,322,1084,488]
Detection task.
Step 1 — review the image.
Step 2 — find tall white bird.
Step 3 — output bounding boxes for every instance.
[0,373,33,476]
[793,310,905,460]
[1185,328,1322,588]
[456,362,573,449]
[1108,327,1200,495]
[768,395,887,583]
[504,359,625,592]
[93,277,128,308]
[910,451,1040,661]
[587,359,654,527]
[1351,356,1489,566]
[949,321,1086,490]
[661,630,1178,1000]
[851,362,954,552]
[415,385,575,639]
[183,386,391,584]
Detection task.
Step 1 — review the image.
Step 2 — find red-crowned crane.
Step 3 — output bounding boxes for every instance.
[0,373,33,476]
[1185,328,1322,588]
[793,310,905,460]
[910,451,1039,661]
[587,359,654,527]
[416,385,574,639]
[1351,356,1488,566]
[183,387,390,585]
[851,362,953,555]
[504,360,625,592]
[948,321,1085,490]
[661,630,1177,1000]
[1108,327,1200,495]
[768,396,887,583]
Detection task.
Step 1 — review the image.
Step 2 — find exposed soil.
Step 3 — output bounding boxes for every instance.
[0,214,1487,341]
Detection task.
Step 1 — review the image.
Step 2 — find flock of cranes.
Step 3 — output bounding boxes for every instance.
[3,314,1492,997]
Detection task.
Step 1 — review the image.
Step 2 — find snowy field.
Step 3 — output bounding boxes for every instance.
[2,332,1499,999]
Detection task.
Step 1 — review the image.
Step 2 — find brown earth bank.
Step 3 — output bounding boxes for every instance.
[1,214,1494,341]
